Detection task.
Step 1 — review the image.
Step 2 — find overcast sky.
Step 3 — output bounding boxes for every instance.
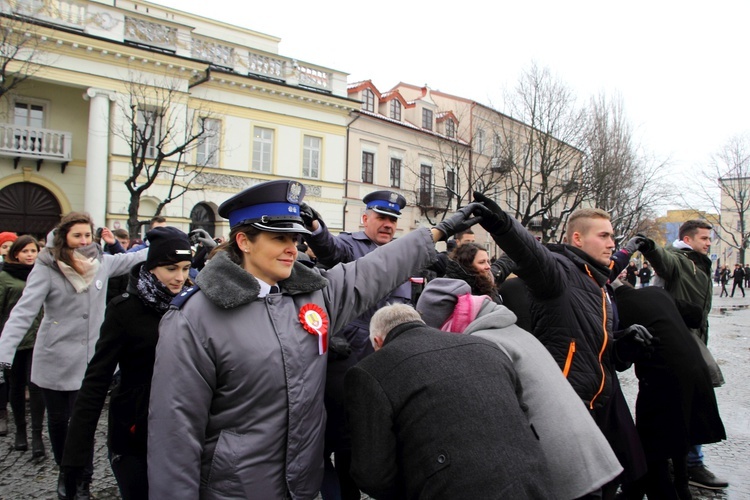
[155,0,749,199]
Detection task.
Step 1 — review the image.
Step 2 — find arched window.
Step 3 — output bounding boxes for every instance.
[0,182,61,238]
[190,203,215,236]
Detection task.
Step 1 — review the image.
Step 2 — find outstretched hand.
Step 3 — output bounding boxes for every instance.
[189,229,218,249]
[433,203,484,241]
[472,191,510,233]
[615,324,657,368]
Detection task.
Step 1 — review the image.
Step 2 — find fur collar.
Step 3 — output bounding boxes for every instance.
[195,251,328,309]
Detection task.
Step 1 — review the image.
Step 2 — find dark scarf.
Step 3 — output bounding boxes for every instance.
[2,262,33,282]
[565,245,611,286]
[136,264,178,313]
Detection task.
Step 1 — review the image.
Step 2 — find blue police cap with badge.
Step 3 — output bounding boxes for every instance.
[363,190,407,218]
[218,179,311,235]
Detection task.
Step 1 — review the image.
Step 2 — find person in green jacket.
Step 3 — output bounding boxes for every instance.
[0,235,46,461]
[637,219,728,491]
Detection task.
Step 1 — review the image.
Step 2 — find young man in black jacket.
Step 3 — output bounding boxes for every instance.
[471,193,653,496]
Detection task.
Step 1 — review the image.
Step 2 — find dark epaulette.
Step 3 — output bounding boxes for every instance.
[170,284,201,309]
[109,292,131,307]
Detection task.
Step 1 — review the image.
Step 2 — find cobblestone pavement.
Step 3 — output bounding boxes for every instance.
[1,290,747,499]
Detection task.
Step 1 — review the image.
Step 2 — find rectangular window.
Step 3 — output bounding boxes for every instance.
[445,119,455,138]
[390,157,401,188]
[446,169,456,193]
[136,107,162,159]
[390,100,401,121]
[363,89,375,112]
[252,126,274,173]
[196,118,220,167]
[475,129,485,154]
[362,151,374,183]
[422,109,433,130]
[14,102,44,127]
[420,164,432,205]
[303,135,321,178]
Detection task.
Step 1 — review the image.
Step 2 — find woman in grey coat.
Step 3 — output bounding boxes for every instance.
[416,278,624,499]
[147,180,479,500]
[0,212,147,499]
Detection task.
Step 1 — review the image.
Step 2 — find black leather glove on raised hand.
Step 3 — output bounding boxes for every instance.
[299,202,323,232]
[433,203,484,241]
[622,235,647,255]
[472,191,510,234]
[614,324,656,370]
[189,229,218,249]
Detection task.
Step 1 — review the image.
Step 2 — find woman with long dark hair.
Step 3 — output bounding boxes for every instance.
[0,212,146,499]
[0,235,46,461]
[444,242,502,303]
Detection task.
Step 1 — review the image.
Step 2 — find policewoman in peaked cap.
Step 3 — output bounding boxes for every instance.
[148,179,483,499]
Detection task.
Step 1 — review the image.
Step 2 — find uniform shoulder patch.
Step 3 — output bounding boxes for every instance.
[171,284,201,309]
[109,292,130,307]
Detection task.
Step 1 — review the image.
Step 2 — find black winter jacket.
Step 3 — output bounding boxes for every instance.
[63,263,165,467]
[491,217,615,410]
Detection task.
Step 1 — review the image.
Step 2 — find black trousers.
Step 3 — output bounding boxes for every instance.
[8,349,45,434]
[110,452,148,500]
[731,281,745,297]
[41,388,93,481]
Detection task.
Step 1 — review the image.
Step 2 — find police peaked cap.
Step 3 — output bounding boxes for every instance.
[218,179,311,234]
[363,190,407,218]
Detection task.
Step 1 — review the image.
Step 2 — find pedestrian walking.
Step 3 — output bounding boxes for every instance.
[147,179,479,499]
[719,266,730,297]
[0,212,147,499]
[625,260,638,287]
[638,262,653,287]
[0,235,46,461]
[730,263,745,298]
[62,227,192,500]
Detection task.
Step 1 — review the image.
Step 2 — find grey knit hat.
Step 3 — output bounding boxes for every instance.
[416,278,471,328]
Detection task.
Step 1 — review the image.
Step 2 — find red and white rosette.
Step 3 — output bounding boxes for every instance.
[299,303,329,355]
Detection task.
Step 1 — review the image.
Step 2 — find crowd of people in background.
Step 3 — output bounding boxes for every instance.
[0,180,737,500]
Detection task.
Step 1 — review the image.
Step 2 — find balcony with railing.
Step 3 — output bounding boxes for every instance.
[0,124,73,170]
[419,187,453,210]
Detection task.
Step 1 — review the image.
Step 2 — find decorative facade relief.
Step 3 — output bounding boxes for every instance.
[192,38,235,69]
[124,16,176,50]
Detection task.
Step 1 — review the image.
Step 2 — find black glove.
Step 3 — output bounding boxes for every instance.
[635,233,655,253]
[614,324,656,369]
[472,191,510,234]
[299,202,323,232]
[622,235,647,255]
[433,203,484,241]
[189,229,217,249]
[328,334,352,361]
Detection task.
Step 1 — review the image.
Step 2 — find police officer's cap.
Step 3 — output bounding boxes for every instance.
[218,180,311,235]
[362,190,406,218]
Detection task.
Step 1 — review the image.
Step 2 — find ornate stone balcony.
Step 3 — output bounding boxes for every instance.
[0,124,72,169]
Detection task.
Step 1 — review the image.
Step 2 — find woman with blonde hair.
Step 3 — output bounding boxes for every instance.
[0,212,146,499]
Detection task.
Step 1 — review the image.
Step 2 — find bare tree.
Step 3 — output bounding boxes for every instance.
[693,135,750,264]
[494,62,588,243]
[0,6,53,104]
[112,74,218,237]
[583,93,673,240]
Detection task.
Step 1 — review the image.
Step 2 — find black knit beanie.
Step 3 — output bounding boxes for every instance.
[145,227,192,270]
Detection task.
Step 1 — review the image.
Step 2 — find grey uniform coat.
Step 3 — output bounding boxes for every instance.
[147,228,437,500]
[465,300,623,499]
[0,245,147,390]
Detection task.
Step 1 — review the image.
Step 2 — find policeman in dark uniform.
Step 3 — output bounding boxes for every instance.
[300,190,411,500]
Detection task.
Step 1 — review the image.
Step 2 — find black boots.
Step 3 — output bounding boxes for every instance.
[14,429,28,451]
[0,409,8,436]
[31,430,46,462]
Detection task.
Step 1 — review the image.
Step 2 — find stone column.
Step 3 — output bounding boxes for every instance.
[82,88,115,227]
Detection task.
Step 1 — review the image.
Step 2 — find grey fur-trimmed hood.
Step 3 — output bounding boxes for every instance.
[195,251,328,309]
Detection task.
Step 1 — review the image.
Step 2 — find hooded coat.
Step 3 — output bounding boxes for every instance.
[416,279,623,499]
[0,245,147,390]
[147,228,437,500]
